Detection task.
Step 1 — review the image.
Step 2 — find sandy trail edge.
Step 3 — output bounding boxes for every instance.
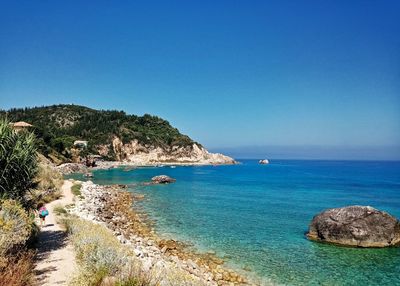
[34,180,76,286]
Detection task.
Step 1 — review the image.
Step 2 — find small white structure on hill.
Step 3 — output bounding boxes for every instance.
[10,121,33,131]
[73,140,88,148]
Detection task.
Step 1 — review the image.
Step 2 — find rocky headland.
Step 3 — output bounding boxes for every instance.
[3,105,236,166]
[99,137,236,165]
[71,181,250,286]
[56,147,236,175]
[307,206,400,247]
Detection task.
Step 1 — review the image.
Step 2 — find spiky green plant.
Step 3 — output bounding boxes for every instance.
[0,119,38,206]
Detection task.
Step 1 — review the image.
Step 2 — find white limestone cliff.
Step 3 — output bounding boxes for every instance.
[96,137,235,165]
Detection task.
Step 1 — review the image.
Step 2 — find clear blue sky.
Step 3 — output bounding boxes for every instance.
[1,1,399,159]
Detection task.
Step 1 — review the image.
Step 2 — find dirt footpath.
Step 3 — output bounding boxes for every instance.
[34,180,76,286]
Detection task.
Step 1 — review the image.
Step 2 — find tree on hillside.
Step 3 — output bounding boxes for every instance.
[0,119,38,206]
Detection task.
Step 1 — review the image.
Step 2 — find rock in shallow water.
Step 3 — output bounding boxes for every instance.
[307,206,400,247]
[151,175,176,184]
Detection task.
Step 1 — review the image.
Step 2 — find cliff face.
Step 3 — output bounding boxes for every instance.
[97,137,235,165]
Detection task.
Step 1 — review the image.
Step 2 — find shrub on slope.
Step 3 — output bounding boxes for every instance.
[0,119,38,206]
[0,200,33,260]
[0,200,36,286]
[65,218,156,286]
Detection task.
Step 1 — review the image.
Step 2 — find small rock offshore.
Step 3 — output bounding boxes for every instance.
[71,181,251,286]
[151,175,176,184]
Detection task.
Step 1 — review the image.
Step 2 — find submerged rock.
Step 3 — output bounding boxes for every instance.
[151,175,176,184]
[307,206,400,247]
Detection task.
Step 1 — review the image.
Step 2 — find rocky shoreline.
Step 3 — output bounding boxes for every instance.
[71,181,252,286]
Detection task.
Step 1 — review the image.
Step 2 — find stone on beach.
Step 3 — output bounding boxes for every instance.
[307,205,400,247]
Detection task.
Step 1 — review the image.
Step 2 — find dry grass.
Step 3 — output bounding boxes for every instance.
[27,161,64,208]
[0,250,36,286]
[0,200,36,286]
[53,204,68,216]
[64,218,158,286]
[0,200,33,258]
[36,160,63,192]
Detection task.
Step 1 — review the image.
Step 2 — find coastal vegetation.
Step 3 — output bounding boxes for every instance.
[64,218,157,286]
[0,119,38,206]
[0,120,38,286]
[71,183,82,196]
[1,105,197,163]
[53,204,68,216]
[32,155,64,207]
[0,119,63,285]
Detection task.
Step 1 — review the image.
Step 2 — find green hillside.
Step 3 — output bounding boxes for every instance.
[0,104,196,162]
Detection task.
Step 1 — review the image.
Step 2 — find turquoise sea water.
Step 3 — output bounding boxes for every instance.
[71,160,400,285]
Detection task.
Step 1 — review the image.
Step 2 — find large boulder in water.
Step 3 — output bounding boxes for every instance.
[151,175,176,184]
[307,206,400,247]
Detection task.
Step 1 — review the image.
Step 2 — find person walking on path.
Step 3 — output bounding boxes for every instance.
[38,204,49,227]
